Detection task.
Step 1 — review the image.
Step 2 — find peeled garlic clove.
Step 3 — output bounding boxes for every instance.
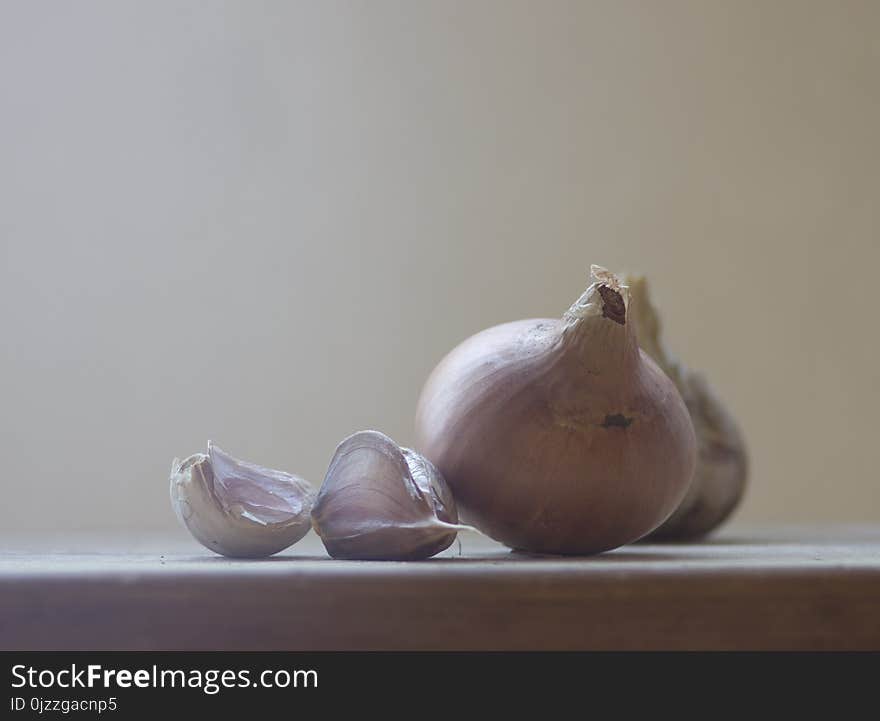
[626,274,748,540]
[311,430,466,560]
[170,442,315,558]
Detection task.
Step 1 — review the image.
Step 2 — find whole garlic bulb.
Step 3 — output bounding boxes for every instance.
[625,275,748,540]
[415,266,696,555]
[170,442,315,558]
[311,430,467,560]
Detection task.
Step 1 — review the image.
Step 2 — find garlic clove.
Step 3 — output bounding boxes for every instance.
[625,274,748,540]
[170,441,314,558]
[311,430,467,560]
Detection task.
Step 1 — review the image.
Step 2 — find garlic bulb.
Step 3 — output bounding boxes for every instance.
[170,442,314,558]
[415,266,696,555]
[311,430,467,560]
[626,274,748,540]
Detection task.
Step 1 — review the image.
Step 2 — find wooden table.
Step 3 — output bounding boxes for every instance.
[2,526,878,650]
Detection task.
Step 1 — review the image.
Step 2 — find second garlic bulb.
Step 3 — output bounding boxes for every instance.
[626,275,748,540]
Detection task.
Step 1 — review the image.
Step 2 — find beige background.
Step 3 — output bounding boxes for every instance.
[1,0,877,540]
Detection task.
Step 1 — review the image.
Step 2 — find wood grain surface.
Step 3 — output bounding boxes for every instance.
[1,526,879,650]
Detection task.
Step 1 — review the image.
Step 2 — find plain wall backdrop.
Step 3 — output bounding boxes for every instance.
[1,0,878,539]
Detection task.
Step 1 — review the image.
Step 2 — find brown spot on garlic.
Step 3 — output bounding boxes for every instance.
[311,430,467,560]
[170,442,314,558]
[600,413,633,429]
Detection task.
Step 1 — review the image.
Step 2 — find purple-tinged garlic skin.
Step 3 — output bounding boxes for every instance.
[626,274,748,540]
[311,430,465,560]
[170,442,314,558]
[415,266,696,556]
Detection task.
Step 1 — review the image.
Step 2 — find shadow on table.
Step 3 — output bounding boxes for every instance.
[173,548,697,564]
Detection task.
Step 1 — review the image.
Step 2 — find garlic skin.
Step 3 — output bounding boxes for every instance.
[626,275,748,540]
[170,442,315,558]
[311,430,466,560]
[415,266,696,556]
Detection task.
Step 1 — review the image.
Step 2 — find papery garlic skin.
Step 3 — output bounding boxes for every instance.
[311,430,466,560]
[626,275,748,540]
[170,442,314,558]
[415,266,696,555]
